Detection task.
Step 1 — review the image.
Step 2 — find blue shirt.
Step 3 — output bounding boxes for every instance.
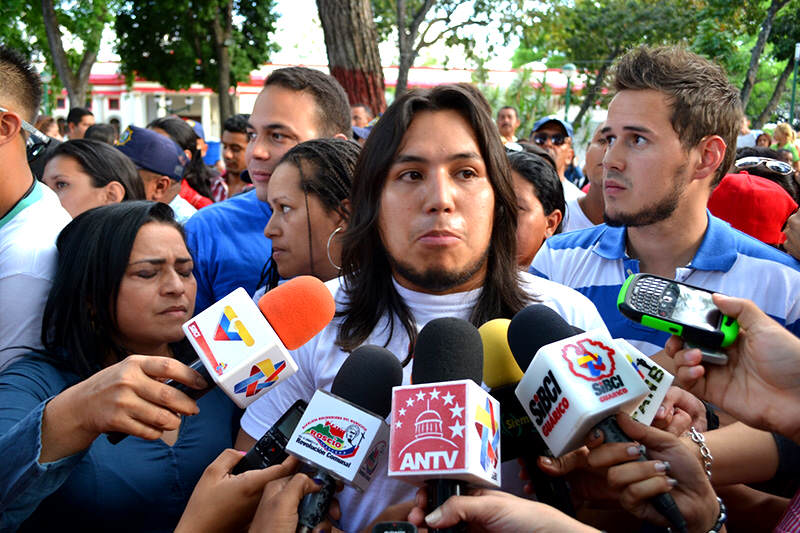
[185,189,272,313]
[0,356,240,532]
[531,213,800,355]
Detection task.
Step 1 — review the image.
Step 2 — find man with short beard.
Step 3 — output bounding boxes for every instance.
[532,46,800,359]
[236,83,607,532]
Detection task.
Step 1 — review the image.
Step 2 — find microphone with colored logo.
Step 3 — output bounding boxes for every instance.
[509,304,687,533]
[108,276,335,444]
[479,318,575,516]
[286,344,403,533]
[388,317,501,533]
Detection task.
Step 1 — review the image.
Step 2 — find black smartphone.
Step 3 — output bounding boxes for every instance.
[618,274,739,364]
[232,399,307,474]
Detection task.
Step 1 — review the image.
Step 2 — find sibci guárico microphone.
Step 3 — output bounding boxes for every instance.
[108,276,335,444]
[388,317,501,533]
[508,304,688,533]
[479,318,575,517]
[286,344,403,533]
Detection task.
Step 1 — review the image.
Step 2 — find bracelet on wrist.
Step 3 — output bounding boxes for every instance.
[687,426,713,480]
[706,496,727,533]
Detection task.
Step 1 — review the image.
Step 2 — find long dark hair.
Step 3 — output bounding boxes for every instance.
[336,83,531,356]
[45,139,146,200]
[258,138,360,291]
[41,201,186,379]
[147,116,215,199]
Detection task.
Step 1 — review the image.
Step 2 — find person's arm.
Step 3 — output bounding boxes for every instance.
[681,422,779,486]
[671,295,800,443]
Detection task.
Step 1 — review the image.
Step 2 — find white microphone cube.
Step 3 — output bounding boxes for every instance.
[388,380,501,488]
[614,339,674,426]
[515,329,649,457]
[286,390,390,491]
[181,287,298,408]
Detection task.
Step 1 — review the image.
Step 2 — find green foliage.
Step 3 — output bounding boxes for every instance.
[115,0,279,91]
[0,0,113,108]
[479,68,556,139]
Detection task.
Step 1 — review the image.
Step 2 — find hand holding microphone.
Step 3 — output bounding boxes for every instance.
[108,276,335,444]
[509,305,688,533]
[589,413,722,533]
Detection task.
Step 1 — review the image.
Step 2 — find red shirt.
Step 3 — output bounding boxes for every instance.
[180,180,213,209]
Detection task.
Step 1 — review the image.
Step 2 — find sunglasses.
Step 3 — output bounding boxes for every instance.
[532,132,567,146]
[0,106,52,159]
[735,156,794,176]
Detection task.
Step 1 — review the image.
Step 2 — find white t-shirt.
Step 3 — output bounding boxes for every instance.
[561,178,585,203]
[562,197,595,233]
[169,193,197,224]
[0,181,71,370]
[241,271,607,531]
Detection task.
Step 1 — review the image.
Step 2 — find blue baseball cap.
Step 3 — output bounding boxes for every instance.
[184,118,205,141]
[531,116,574,138]
[117,125,187,181]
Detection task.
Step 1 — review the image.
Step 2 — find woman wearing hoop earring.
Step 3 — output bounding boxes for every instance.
[261,139,359,292]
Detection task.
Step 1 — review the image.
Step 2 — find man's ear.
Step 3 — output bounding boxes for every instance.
[103,181,126,204]
[0,111,22,148]
[334,133,348,141]
[692,135,727,182]
[150,176,173,202]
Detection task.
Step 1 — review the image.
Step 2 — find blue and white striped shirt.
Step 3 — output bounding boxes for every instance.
[531,212,800,355]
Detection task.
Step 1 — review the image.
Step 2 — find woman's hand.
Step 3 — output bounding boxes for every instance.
[175,452,301,533]
[41,355,207,461]
[589,413,720,533]
[670,295,800,442]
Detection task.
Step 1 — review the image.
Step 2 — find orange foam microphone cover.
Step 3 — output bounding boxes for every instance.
[257,276,336,350]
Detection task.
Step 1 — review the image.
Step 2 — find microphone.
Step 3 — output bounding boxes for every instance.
[388,318,500,533]
[285,344,403,533]
[109,276,335,444]
[509,305,687,533]
[479,318,575,516]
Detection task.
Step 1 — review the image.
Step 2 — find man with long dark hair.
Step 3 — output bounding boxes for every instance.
[237,83,606,531]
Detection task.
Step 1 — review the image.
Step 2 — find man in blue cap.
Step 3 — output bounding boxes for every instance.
[116,125,196,223]
[529,115,585,202]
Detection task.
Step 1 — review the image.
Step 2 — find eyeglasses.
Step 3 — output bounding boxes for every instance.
[532,132,568,146]
[735,156,794,176]
[0,106,51,158]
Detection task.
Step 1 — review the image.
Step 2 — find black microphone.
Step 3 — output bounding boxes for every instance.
[411,317,484,533]
[479,318,575,516]
[295,344,403,533]
[508,304,688,533]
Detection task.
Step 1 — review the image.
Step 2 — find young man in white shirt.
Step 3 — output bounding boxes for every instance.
[0,46,71,370]
[237,84,607,531]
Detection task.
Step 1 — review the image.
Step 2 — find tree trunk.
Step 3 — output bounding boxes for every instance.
[753,59,795,128]
[212,0,235,134]
[740,0,789,109]
[316,0,386,115]
[41,0,97,108]
[572,50,617,129]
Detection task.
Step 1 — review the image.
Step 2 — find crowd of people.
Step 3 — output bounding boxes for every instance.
[2,39,800,533]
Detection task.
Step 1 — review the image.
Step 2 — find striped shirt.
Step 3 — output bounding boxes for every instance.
[776,488,800,532]
[531,212,800,355]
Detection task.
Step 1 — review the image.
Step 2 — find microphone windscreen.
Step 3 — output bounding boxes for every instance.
[257,276,336,350]
[331,344,403,419]
[480,318,523,388]
[507,304,576,372]
[411,317,483,385]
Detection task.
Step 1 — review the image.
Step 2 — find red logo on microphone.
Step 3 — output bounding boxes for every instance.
[389,384,467,472]
[561,339,616,382]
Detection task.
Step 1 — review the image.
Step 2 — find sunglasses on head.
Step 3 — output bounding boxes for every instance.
[735,156,794,176]
[0,106,52,159]
[532,132,567,146]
